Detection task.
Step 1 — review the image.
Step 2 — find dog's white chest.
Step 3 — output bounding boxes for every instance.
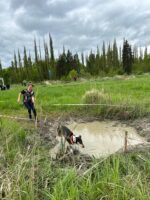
[72,135,76,143]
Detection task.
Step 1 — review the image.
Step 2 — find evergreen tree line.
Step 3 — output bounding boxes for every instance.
[0,38,150,84]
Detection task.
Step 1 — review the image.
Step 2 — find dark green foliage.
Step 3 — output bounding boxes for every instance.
[1,37,150,83]
[73,53,80,73]
[144,46,148,61]
[23,46,28,68]
[107,43,113,69]
[56,50,80,79]
[11,61,14,68]
[18,49,22,68]
[112,39,119,68]
[34,38,39,64]
[86,41,120,76]
[102,41,106,70]
[14,51,17,69]
[56,53,67,78]
[28,52,32,67]
[87,52,96,75]
[44,40,50,78]
[122,40,133,74]
[39,39,42,60]
[49,33,55,62]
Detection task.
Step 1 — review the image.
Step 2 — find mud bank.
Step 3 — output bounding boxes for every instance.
[128,118,150,142]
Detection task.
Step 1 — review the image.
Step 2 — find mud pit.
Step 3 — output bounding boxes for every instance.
[50,120,147,159]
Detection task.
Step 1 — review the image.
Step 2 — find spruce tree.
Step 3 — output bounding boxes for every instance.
[28,52,32,67]
[107,43,113,69]
[73,53,80,73]
[66,50,74,73]
[0,60,2,71]
[18,49,22,68]
[95,46,101,74]
[14,51,17,69]
[144,46,148,61]
[87,51,96,75]
[122,40,133,74]
[43,40,49,78]
[102,41,106,71]
[119,46,122,63]
[23,46,28,67]
[49,34,54,62]
[11,61,14,68]
[81,52,84,66]
[34,38,39,63]
[112,39,119,68]
[44,40,49,64]
[56,53,67,78]
[39,39,42,60]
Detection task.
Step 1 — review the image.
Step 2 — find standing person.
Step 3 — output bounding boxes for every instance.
[18,82,37,120]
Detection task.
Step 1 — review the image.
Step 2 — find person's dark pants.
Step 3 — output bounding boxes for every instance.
[24,102,37,119]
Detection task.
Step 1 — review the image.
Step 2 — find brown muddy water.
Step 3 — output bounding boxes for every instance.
[50,121,146,158]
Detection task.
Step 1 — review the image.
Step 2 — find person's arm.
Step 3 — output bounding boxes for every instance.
[17,93,22,103]
[32,96,35,104]
[18,90,24,103]
[31,91,35,104]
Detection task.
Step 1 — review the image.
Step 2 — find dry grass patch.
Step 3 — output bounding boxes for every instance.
[82,89,112,104]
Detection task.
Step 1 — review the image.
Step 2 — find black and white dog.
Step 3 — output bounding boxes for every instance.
[57,125,85,148]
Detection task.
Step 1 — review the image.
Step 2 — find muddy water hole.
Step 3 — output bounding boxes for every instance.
[37,117,150,166]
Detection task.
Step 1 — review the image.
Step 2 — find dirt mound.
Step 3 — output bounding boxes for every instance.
[52,147,93,170]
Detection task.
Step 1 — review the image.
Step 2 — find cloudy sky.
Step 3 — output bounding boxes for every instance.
[0,0,150,67]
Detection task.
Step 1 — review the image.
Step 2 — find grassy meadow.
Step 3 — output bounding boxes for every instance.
[0,74,150,118]
[0,74,150,199]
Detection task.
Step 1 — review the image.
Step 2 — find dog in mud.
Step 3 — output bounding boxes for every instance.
[57,125,85,148]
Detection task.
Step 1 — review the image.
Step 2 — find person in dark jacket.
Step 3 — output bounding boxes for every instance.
[18,82,37,120]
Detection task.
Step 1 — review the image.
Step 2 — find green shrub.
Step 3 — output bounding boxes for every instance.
[68,69,78,80]
[61,75,71,82]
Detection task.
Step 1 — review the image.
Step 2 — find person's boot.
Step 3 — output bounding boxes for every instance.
[29,114,32,119]
[33,110,37,120]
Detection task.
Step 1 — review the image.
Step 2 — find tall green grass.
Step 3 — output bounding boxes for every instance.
[0,119,150,199]
[49,155,150,200]
[0,75,150,118]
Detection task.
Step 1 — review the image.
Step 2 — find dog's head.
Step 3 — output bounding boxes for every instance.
[76,135,85,148]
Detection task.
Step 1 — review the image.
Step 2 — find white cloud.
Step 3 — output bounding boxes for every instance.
[0,0,150,67]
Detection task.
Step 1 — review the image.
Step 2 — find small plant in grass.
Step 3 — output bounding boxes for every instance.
[82,89,112,104]
[22,80,27,86]
[61,75,71,82]
[68,69,78,81]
